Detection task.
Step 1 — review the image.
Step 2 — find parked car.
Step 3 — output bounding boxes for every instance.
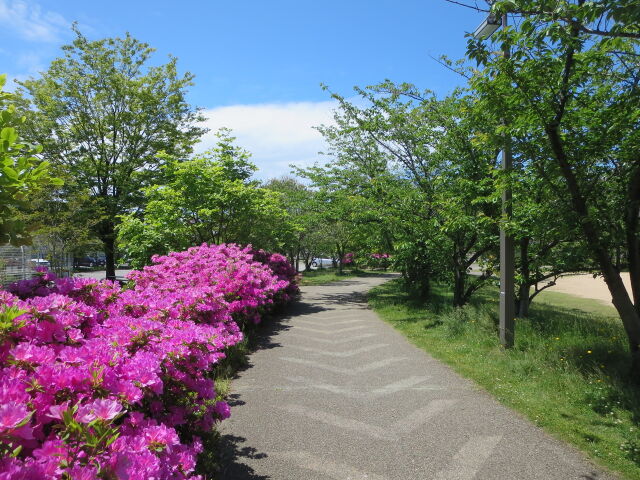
[30,258,50,268]
[311,258,334,268]
[74,256,98,268]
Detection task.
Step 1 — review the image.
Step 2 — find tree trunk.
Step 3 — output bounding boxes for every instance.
[98,220,117,281]
[453,266,465,307]
[625,172,640,308]
[601,260,640,380]
[287,251,297,271]
[518,283,530,317]
[336,243,344,275]
[547,124,640,381]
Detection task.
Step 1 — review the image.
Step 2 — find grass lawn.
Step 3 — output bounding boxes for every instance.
[368,279,640,479]
[298,267,370,286]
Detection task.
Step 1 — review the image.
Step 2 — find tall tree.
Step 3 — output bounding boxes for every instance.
[117,131,294,268]
[466,0,640,377]
[320,83,500,305]
[19,170,100,276]
[18,27,205,278]
[264,176,314,271]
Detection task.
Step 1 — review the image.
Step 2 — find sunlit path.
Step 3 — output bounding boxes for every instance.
[217,274,615,480]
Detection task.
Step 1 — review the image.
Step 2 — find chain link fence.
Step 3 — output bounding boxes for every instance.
[0,244,73,287]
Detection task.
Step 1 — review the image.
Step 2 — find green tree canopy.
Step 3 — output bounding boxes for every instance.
[0,74,61,246]
[17,26,206,278]
[316,82,501,303]
[118,131,295,268]
[466,0,640,377]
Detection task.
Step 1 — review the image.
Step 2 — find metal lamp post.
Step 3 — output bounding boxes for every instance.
[473,10,515,348]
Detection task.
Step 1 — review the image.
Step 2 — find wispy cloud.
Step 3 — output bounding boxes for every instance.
[3,50,47,90]
[199,100,338,180]
[0,0,69,43]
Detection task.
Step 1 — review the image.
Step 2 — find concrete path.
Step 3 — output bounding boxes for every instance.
[218,274,616,480]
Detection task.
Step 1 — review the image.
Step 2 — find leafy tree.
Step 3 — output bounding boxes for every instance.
[319,82,500,304]
[509,137,592,316]
[118,131,294,268]
[264,176,314,271]
[19,170,100,276]
[17,27,205,278]
[294,152,394,276]
[466,0,640,376]
[0,74,61,246]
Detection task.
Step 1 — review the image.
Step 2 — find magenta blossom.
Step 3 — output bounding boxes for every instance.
[0,402,31,430]
[0,244,298,479]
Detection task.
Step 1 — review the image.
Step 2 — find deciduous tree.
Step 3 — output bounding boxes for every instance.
[466,0,640,376]
[118,131,294,267]
[18,27,205,278]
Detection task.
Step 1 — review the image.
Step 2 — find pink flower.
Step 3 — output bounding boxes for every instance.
[67,465,99,480]
[77,398,123,423]
[0,243,298,479]
[10,344,55,365]
[143,424,179,448]
[214,401,231,420]
[75,404,96,424]
[46,403,69,421]
[0,402,31,430]
[92,398,123,421]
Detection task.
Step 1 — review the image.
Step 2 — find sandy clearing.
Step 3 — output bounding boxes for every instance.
[545,272,631,306]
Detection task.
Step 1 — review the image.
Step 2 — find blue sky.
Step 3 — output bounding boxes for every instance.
[0,0,486,178]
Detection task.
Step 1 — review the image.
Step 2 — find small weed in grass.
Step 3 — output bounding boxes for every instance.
[368,279,640,480]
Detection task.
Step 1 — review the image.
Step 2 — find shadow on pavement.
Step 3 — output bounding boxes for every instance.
[226,393,245,407]
[248,299,331,351]
[314,289,370,308]
[216,434,270,480]
[296,273,400,312]
[216,275,399,478]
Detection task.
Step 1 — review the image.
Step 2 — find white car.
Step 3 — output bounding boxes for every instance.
[311,258,334,268]
[30,258,51,268]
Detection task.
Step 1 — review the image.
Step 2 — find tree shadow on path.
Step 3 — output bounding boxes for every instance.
[216,434,270,480]
[215,274,397,477]
[314,289,371,309]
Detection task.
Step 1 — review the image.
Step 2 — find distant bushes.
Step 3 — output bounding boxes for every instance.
[0,243,298,479]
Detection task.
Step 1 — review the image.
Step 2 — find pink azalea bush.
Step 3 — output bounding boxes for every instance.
[250,249,299,304]
[342,253,355,266]
[369,253,391,270]
[0,244,298,479]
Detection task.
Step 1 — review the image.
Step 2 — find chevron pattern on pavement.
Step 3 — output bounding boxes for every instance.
[218,274,616,480]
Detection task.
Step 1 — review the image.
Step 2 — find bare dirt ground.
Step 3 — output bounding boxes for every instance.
[547,273,631,306]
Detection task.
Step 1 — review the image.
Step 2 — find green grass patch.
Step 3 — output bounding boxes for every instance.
[368,279,640,479]
[299,267,369,285]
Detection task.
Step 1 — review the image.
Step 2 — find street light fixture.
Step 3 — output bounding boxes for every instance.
[473,10,515,349]
[473,14,502,40]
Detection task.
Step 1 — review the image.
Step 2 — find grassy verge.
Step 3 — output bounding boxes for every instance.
[368,279,640,479]
[299,267,369,285]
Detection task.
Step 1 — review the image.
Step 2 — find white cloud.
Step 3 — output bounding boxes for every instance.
[0,0,69,42]
[198,100,338,180]
[2,51,47,91]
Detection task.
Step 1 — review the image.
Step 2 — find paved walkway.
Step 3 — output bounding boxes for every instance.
[218,274,616,480]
